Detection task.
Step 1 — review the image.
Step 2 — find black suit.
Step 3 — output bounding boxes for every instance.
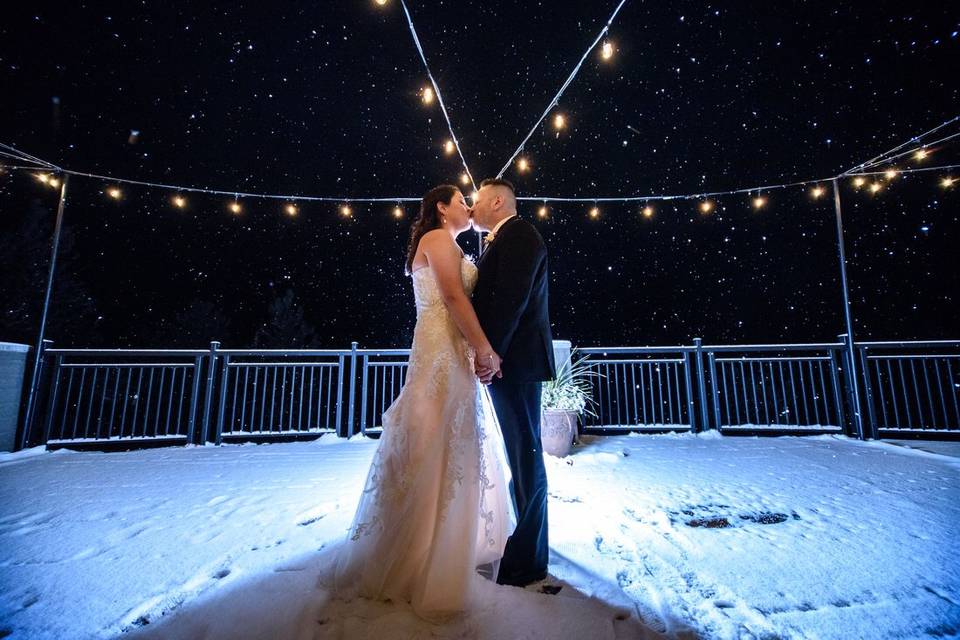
[472,215,555,584]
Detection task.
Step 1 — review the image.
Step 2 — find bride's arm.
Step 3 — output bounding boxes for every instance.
[421,230,501,372]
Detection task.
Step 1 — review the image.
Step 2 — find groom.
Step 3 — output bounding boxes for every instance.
[470,178,556,587]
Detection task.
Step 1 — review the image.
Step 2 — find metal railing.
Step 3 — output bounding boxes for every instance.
[18,337,959,449]
[857,340,960,438]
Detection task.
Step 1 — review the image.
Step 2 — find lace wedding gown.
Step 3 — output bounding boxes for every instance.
[333,257,514,620]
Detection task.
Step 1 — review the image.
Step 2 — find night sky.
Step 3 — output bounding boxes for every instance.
[0,2,957,350]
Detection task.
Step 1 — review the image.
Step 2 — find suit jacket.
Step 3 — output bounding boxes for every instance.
[472,216,556,383]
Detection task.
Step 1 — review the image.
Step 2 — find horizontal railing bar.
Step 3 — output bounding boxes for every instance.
[227,362,340,367]
[61,363,197,368]
[857,340,960,349]
[867,354,960,360]
[48,349,209,356]
[716,356,831,363]
[578,346,696,354]
[47,435,189,443]
[701,343,844,352]
[356,349,412,356]
[583,358,684,364]
[217,349,353,356]
[365,361,411,367]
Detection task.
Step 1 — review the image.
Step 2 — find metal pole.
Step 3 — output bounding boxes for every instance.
[20,174,69,450]
[831,178,865,439]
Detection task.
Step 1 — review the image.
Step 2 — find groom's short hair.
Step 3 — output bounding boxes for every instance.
[479,178,515,194]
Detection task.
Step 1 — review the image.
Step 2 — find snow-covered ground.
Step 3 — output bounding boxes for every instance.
[1,432,958,639]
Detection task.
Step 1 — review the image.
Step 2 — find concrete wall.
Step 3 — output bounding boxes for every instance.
[0,343,30,452]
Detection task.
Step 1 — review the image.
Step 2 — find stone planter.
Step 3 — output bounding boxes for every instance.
[541,409,577,457]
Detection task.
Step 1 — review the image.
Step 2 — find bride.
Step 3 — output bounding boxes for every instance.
[333,184,514,620]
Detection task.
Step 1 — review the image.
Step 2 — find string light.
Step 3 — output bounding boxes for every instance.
[374,0,388,5]
[914,149,929,161]
[869,182,882,194]
[172,194,187,209]
[421,86,434,105]
[853,177,866,188]
[600,41,614,61]
[589,205,600,219]
[884,168,898,179]
[942,177,956,188]
[538,204,549,219]
[229,199,242,214]
[107,186,122,200]
[642,205,654,218]
[340,204,353,217]
[392,205,404,218]
[443,139,455,155]
[699,200,714,214]
[35,173,50,184]
[811,185,825,199]
[285,203,298,216]
[752,195,767,209]
[459,172,470,186]
[553,113,566,131]
[48,177,60,188]
[517,157,530,173]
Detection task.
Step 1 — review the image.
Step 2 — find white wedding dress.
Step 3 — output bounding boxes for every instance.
[333,257,514,620]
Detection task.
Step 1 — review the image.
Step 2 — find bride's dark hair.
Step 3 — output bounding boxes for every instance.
[405,184,459,275]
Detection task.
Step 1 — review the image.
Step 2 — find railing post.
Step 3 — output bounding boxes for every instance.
[214,354,231,445]
[837,333,865,439]
[41,350,62,446]
[360,353,370,436]
[828,347,845,430]
[693,338,710,431]
[20,339,53,449]
[335,353,346,437]
[683,350,697,432]
[199,341,220,444]
[858,345,879,439]
[707,351,722,431]
[346,342,358,437]
[186,355,202,444]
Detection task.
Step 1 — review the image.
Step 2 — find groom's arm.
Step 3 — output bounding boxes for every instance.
[479,223,546,358]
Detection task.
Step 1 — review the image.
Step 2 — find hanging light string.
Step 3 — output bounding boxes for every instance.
[844,163,960,178]
[0,142,56,168]
[495,0,629,179]
[844,115,960,175]
[399,0,476,191]
[851,130,960,173]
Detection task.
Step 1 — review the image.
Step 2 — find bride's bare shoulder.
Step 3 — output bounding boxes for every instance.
[420,229,454,246]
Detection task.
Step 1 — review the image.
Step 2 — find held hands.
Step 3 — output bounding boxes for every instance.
[474,348,502,385]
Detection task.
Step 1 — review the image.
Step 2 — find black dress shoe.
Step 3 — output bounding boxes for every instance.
[496,569,548,587]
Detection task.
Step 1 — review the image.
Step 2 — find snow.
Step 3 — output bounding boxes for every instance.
[1,433,958,639]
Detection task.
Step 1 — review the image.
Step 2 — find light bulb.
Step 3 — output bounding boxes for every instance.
[285,203,298,216]
[36,173,50,184]
[914,149,928,161]
[172,195,187,208]
[374,0,388,5]
[422,86,434,105]
[869,182,882,194]
[884,169,897,179]
[107,187,122,200]
[942,177,956,188]
[753,196,767,209]
[699,200,713,214]
[853,177,866,188]
[538,205,548,218]
[444,139,455,155]
[588,206,600,219]
[601,41,614,61]
[517,157,530,173]
[392,206,404,218]
[340,204,353,217]
[229,201,241,214]
[459,173,470,186]
[811,186,825,199]
[48,177,60,188]
[553,113,566,130]
[642,205,654,218]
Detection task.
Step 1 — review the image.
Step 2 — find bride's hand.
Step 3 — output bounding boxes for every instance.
[476,349,502,384]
